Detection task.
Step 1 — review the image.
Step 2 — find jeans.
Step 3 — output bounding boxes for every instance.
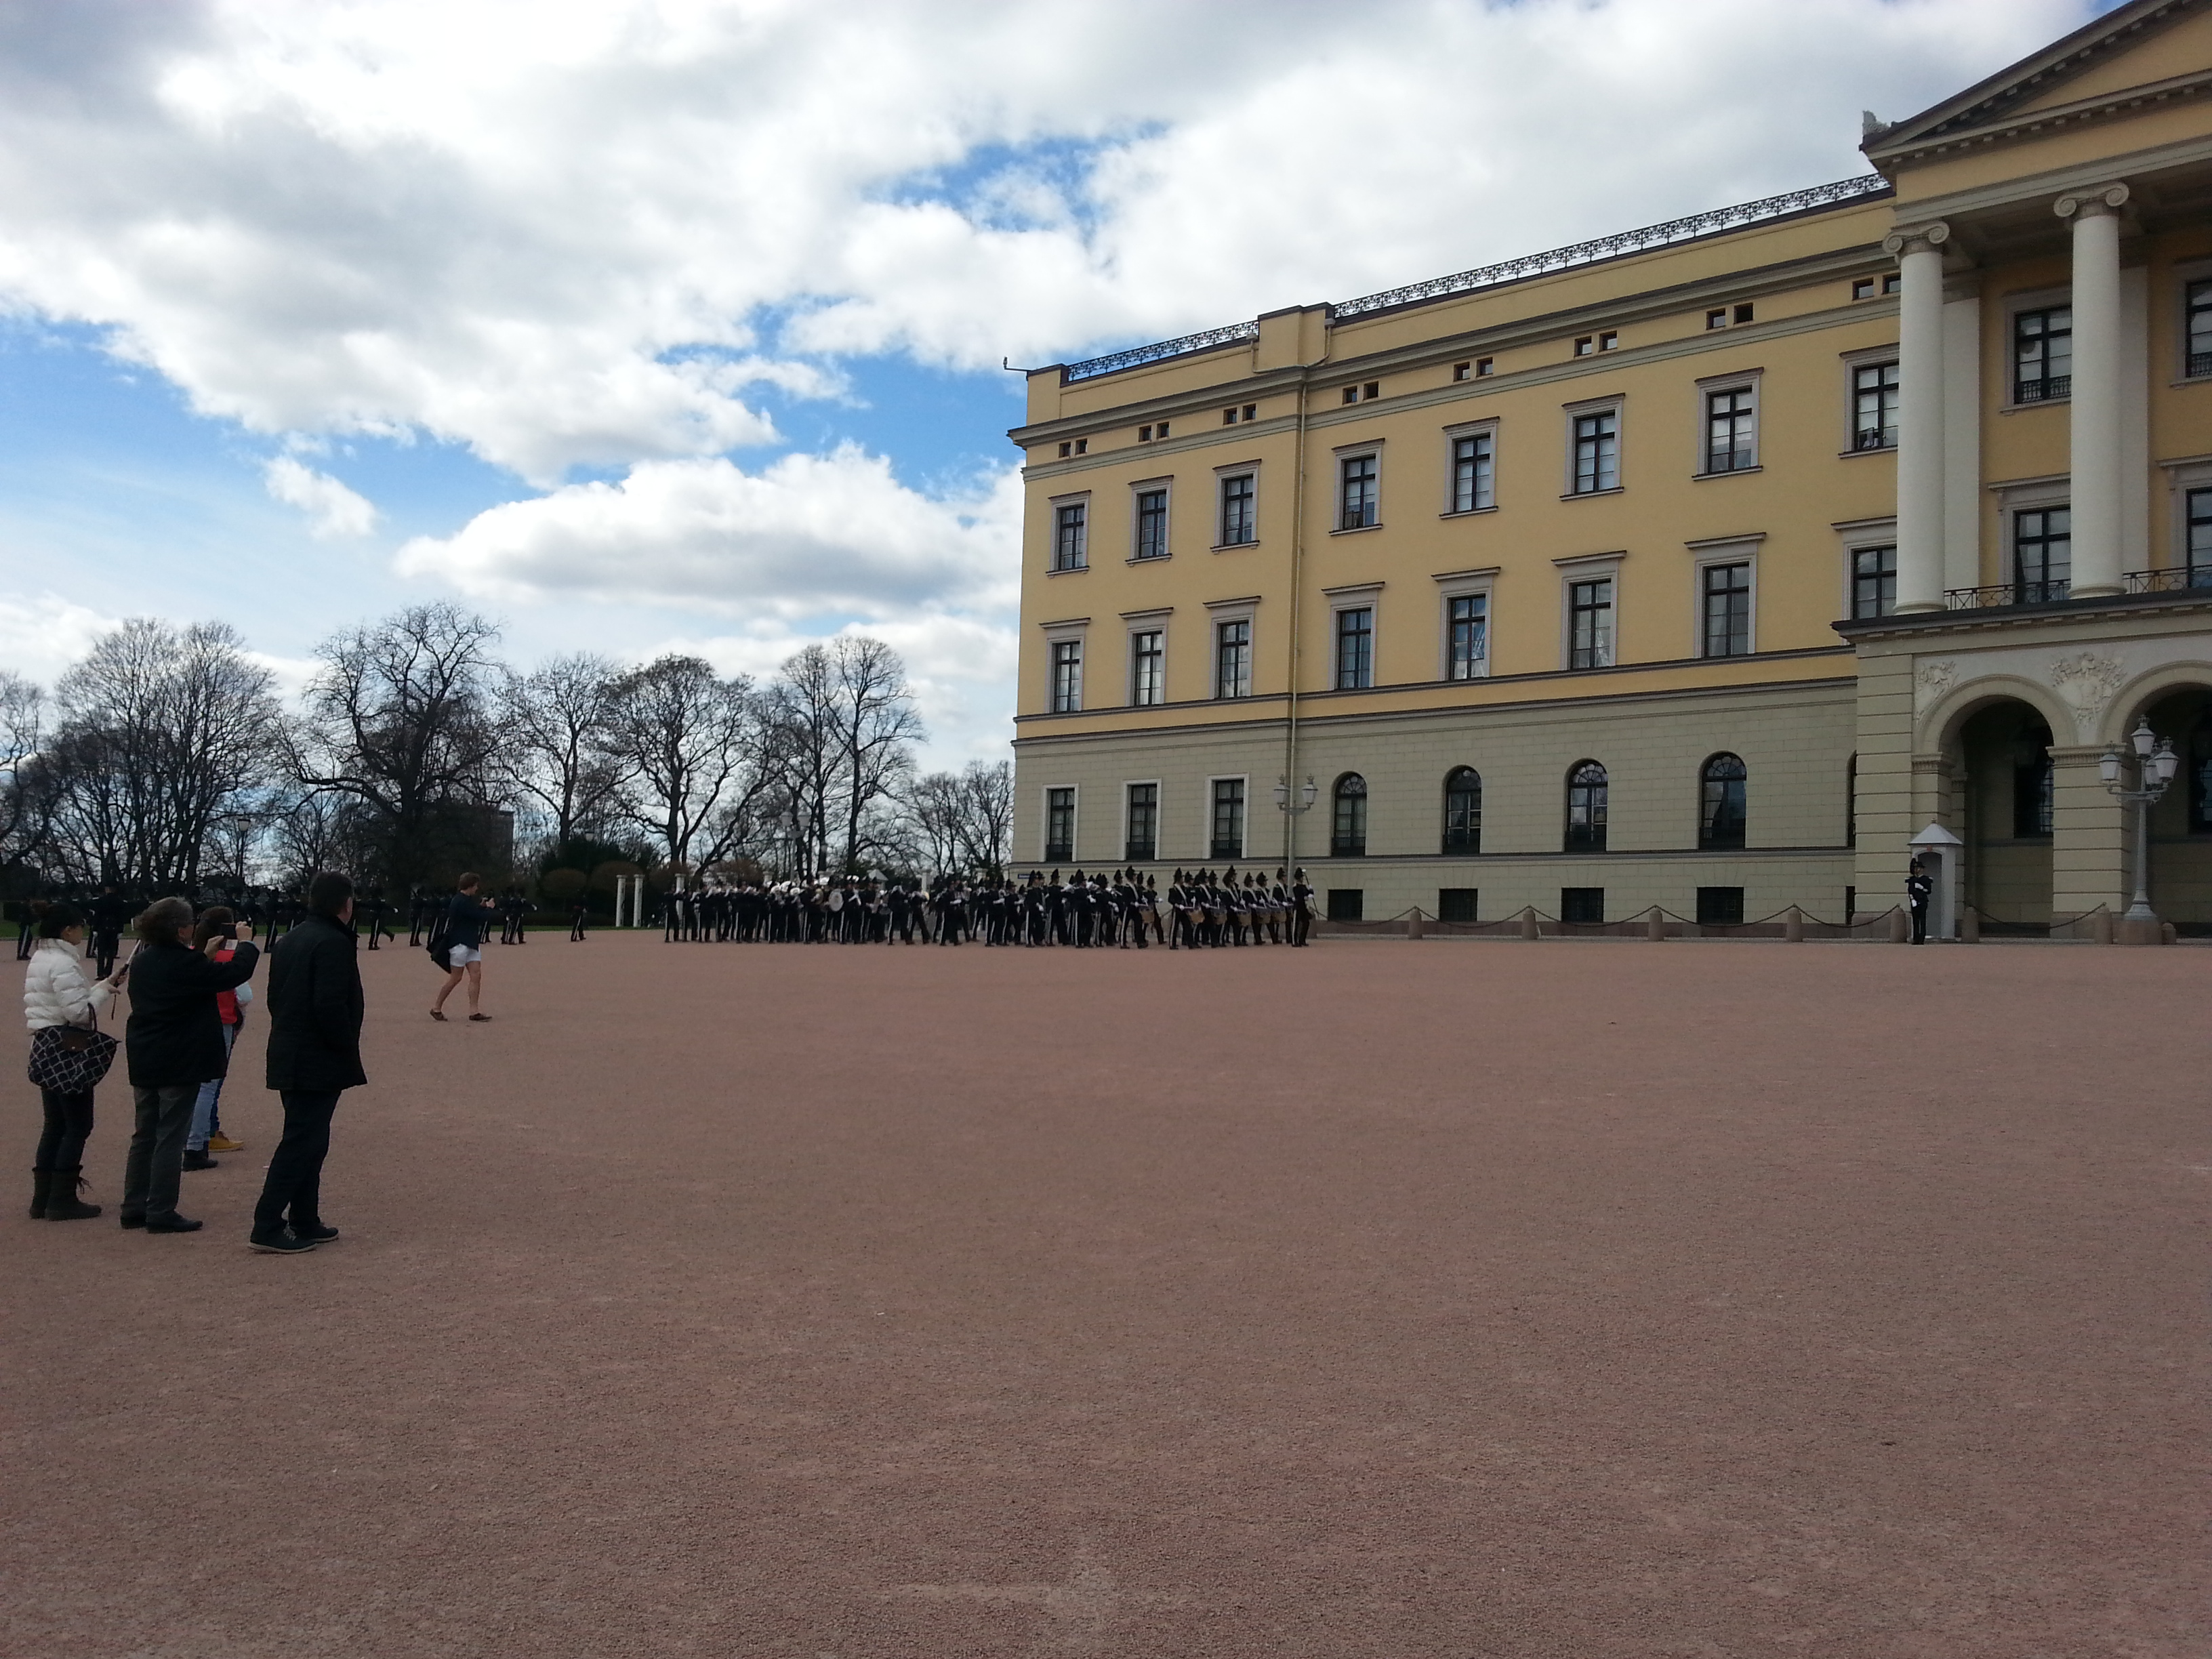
[253,1090,342,1236]
[37,1088,95,1170]
[186,1024,239,1151]
[123,1084,199,1222]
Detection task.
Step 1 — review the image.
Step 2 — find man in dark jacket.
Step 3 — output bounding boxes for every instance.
[121,897,260,1233]
[249,870,367,1254]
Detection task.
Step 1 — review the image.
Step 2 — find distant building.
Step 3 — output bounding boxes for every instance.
[1006,0,2212,937]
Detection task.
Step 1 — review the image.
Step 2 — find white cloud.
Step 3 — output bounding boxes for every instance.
[0,0,2079,485]
[262,455,377,537]
[394,445,1020,617]
[0,592,124,688]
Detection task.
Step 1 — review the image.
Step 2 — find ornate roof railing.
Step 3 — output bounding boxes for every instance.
[1061,173,1891,384]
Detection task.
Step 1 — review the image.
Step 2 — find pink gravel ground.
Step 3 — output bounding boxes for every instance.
[4,933,2206,1658]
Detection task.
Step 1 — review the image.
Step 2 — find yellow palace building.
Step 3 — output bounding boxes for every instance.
[1006,0,2212,939]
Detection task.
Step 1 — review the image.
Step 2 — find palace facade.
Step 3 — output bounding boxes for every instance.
[1007,0,2212,939]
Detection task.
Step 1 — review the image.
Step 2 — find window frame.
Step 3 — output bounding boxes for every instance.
[1563,760,1609,855]
[1562,395,1624,497]
[1129,478,1172,562]
[1834,515,1899,619]
[1843,352,1901,455]
[1206,598,1258,701]
[1555,552,1622,672]
[1693,370,1760,477]
[1038,618,1089,716]
[1207,775,1248,862]
[1326,583,1380,692]
[1123,610,1170,707]
[1332,443,1382,534]
[1214,465,1260,550]
[1441,766,1482,856]
[1687,535,1760,659]
[1042,785,1078,864]
[1124,780,1160,864]
[1441,418,1498,517]
[1698,752,1748,851]
[2003,287,2073,410]
[2010,501,2072,603]
[1048,637,1084,714]
[1330,773,1368,858]
[2181,266,2212,382]
[1047,492,1090,573]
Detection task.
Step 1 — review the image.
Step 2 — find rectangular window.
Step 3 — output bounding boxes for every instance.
[1218,474,1256,546]
[1734,303,1754,325]
[1446,593,1488,680]
[1124,783,1158,863]
[1138,425,1151,442]
[1052,501,1087,571]
[2188,488,2212,582]
[1574,335,1595,357]
[1449,432,1494,512]
[1852,361,1900,451]
[2014,506,2071,602]
[1326,888,1364,922]
[1706,308,1728,330]
[1851,546,1897,619]
[1700,562,1751,657]
[1703,387,1755,473]
[1214,619,1252,699]
[1210,779,1245,860]
[1048,639,1082,713]
[1130,629,1164,705]
[2188,280,2212,379]
[1559,887,1605,924]
[1452,361,1471,382]
[1334,607,1373,690]
[2013,306,2072,403]
[1569,577,1614,669]
[1044,788,1075,863]
[1134,489,1168,560]
[1437,888,1478,924]
[1696,887,1745,926]
[1338,454,1378,530]
[1571,411,1618,493]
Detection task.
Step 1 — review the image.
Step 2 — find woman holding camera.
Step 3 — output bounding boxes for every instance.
[22,902,129,1221]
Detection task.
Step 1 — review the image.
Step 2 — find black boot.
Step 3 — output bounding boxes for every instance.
[43,1167,100,1222]
[28,1167,53,1221]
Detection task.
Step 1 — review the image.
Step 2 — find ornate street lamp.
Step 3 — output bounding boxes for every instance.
[2100,718,2180,927]
[1274,775,1317,865]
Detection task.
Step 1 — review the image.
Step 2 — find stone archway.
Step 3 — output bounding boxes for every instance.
[2111,680,2212,931]
[1950,698,2057,930]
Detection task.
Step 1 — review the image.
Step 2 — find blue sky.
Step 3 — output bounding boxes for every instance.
[0,0,2097,764]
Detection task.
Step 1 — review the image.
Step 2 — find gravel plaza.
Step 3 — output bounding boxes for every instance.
[6,933,2205,1658]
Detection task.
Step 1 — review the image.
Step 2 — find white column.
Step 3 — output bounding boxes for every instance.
[1885,223,1950,613]
[2057,184,2129,599]
[1940,291,1983,593]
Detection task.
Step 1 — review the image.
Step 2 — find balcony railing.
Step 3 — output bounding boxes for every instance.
[2013,374,2072,404]
[2188,350,2212,379]
[1702,446,1756,474]
[1945,579,2071,609]
[2125,566,2212,594]
[1124,840,1155,862]
[1851,426,1896,451]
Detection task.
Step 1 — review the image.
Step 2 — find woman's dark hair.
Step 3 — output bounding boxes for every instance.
[457,872,481,893]
[192,905,237,947]
[307,871,355,918]
[134,896,193,945]
[37,902,85,939]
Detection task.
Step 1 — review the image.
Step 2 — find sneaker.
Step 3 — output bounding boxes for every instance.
[291,1222,340,1244]
[182,1150,219,1171]
[144,1214,203,1233]
[249,1231,316,1254]
[207,1134,245,1153]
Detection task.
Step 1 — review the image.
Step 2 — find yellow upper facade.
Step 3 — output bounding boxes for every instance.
[1008,0,2212,739]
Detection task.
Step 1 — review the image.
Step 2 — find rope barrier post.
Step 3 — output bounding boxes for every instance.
[1646,905,1664,942]
[2091,907,2113,945]
[1887,905,1908,945]
[1960,905,1979,944]
[1785,905,1803,943]
[1406,908,1424,941]
[1519,906,1539,941]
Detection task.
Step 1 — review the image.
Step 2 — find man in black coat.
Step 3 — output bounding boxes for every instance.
[250,870,367,1254]
[120,897,260,1233]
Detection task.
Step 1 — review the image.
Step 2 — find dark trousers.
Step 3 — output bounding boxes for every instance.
[1910,902,1929,944]
[253,1090,342,1235]
[37,1087,95,1170]
[123,1084,198,1222]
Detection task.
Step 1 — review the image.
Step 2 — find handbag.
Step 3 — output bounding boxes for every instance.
[28,1017,119,1094]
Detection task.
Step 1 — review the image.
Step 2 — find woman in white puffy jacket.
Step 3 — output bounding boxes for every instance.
[24,901,130,1221]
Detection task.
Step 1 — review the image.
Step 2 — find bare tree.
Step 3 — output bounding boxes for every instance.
[764,644,838,879]
[956,758,1014,878]
[601,655,764,870]
[0,671,58,880]
[292,603,504,887]
[830,636,924,873]
[500,653,630,851]
[43,619,281,889]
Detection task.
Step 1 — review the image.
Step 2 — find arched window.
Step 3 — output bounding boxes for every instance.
[1564,760,1607,853]
[1846,754,1858,848]
[1442,767,1481,855]
[1332,773,1368,857]
[1699,753,1747,851]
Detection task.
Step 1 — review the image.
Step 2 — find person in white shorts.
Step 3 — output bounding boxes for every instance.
[430,873,498,1023]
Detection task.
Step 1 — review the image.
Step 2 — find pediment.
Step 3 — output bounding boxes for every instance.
[1865,0,2212,169]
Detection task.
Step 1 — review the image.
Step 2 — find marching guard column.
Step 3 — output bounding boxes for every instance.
[2055,184,2130,600]
[1885,222,1950,614]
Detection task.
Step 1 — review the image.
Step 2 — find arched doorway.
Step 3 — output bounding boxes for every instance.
[2132,685,2212,931]
[1954,699,2054,930]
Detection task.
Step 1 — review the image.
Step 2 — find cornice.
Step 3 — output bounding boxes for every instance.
[1833,587,2212,642]
[1873,66,2212,172]
[1885,131,2212,228]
